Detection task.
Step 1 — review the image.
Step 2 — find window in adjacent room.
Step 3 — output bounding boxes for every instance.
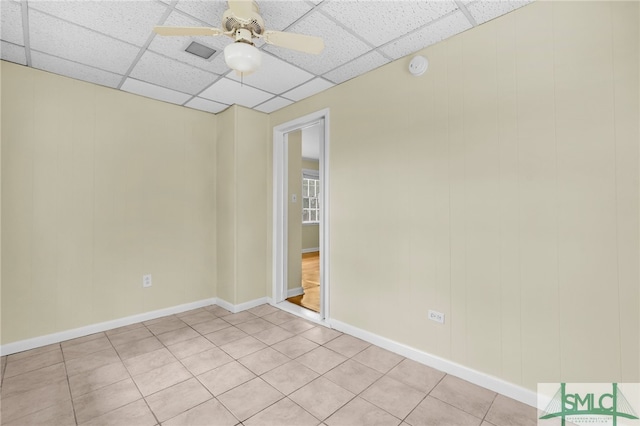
[302,170,320,224]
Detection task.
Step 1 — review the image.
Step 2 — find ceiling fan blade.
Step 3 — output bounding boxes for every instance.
[228,0,255,20]
[263,30,325,54]
[154,26,223,36]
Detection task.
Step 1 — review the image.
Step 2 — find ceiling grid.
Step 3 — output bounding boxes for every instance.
[0,0,534,114]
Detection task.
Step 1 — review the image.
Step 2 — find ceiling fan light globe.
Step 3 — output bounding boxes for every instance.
[224,43,261,73]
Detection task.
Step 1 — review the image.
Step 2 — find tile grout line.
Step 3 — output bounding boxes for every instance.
[277,331,378,424]
[480,392,500,425]
[400,372,449,425]
[0,354,7,388]
[422,373,498,424]
[0,309,325,425]
[104,324,164,426]
[68,316,229,424]
[59,344,80,426]
[194,309,319,422]
[209,310,326,424]
[138,309,248,424]
[2,344,73,425]
[347,355,408,422]
[3,305,522,426]
[148,315,222,423]
[178,308,278,423]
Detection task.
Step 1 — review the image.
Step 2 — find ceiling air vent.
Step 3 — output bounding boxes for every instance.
[185,41,217,59]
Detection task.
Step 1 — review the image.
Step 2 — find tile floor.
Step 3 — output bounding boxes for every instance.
[0,304,538,425]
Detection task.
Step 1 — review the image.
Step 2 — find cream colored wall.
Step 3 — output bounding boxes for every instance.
[216,105,270,305]
[271,1,639,391]
[0,62,3,346]
[302,225,319,252]
[287,131,303,291]
[1,62,217,344]
[302,159,319,170]
[216,107,236,304]
[235,107,269,304]
[301,159,320,251]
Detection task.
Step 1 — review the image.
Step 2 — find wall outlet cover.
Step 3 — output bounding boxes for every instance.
[428,309,445,324]
[143,274,152,288]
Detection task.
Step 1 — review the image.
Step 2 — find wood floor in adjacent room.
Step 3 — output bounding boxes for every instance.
[287,251,320,313]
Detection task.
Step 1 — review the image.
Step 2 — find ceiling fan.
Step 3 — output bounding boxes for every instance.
[154,0,325,75]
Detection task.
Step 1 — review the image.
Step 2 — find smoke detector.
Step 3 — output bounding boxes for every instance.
[409,55,428,76]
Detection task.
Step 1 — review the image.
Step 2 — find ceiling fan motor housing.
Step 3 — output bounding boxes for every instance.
[233,28,255,44]
[222,8,264,36]
[153,0,325,75]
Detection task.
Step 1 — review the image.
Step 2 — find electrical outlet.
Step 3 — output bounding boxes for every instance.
[428,309,445,324]
[143,274,152,288]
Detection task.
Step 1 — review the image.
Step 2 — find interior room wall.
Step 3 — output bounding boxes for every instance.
[1,62,217,344]
[216,106,236,304]
[216,105,270,306]
[234,107,270,304]
[270,1,639,392]
[301,158,320,252]
[0,62,3,347]
[287,131,303,291]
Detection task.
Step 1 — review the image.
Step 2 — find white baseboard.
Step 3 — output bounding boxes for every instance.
[1,295,537,411]
[233,297,270,313]
[286,287,304,298]
[302,248,319,254]
[214,297,236,314]
[0,298,217,356]
[0,296,277,356]
[329,319,537,409]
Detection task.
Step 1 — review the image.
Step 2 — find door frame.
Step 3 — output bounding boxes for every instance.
[272,108,330,322]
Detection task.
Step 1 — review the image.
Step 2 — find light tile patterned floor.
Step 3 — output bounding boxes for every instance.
[0,304,537,425]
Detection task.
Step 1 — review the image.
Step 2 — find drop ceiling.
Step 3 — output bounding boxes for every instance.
[1,0,533,114]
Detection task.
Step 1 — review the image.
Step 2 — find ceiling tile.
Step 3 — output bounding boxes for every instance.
[1,41,26,65]
[380,11,472,60]
[27,0,168,47]
[174,0,228,27]
[258,1,314,31]
[185,97,229,114]
[466,0,533,25]
[324,51,389,84]
[130,50,218,95]
[31,51,123,88]
[254,96,293,113]
[264,11,370,75]
[148,10,231,75]
[2,0,536,114]
[226,52,313,94]
[282,77,334,102]
[121,78,192,105]
[1,0,24,45]
[28,10,140,75]
[321,0,458,47]
[199,77,273,108]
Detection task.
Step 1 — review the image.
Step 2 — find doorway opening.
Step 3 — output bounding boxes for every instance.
[287,251,320,312]
[272,109,329,322]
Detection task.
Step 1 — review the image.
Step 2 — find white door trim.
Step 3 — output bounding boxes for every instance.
[272,108,330,321]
